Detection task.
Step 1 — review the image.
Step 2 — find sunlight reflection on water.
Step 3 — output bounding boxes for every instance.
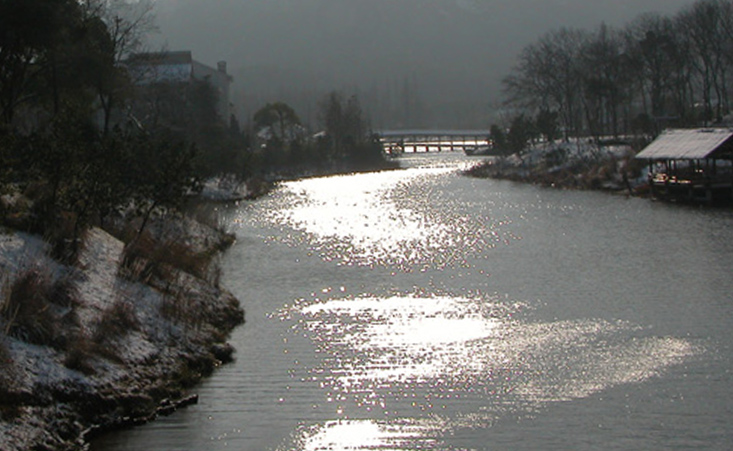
[266,166,504,270]
[90,154,727,451]
[276,294,697,450]
[300,295,505,385]
[260,157,701,450]
[290,418,447,451]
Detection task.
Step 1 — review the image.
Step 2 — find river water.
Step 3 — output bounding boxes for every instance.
[93,153,733,450]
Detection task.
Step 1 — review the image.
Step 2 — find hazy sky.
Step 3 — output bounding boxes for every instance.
[150,0,698,127]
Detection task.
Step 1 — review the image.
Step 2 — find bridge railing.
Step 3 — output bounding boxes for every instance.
[377,130,492,154]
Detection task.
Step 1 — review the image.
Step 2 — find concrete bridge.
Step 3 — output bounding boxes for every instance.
[377,129,492,154]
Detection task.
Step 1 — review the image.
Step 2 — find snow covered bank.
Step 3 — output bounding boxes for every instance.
[0,215,244,450]
[464,140,649,195]
[199,176,270,202]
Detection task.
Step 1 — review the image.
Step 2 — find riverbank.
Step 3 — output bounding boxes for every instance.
[198,158,401,204]
[91,154,726,451]
[0,203,244,450]
[462,140,650,196]
[0,158,404,450]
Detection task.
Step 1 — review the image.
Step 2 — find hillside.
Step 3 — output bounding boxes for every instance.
[0,212,244,450]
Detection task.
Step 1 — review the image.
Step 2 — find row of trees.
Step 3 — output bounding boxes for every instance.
[2,117,200,257]
[502,0,733,141]
[0,0,155,132]
[0,0,212,260]
[0,0,243,176]
[0,0,390,258]
[251,92,387,174]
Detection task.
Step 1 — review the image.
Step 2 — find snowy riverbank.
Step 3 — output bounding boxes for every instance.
[0,210,244,450]
[463,139,649,195]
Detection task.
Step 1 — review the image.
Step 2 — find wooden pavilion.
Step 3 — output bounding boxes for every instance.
[636,128,733,204]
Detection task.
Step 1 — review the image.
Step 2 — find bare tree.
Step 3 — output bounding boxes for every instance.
[82,0,156,61]
[0,0,84,125]
[501,0,733,136]
[625,14,680,119]
[81,0,157,134]
[677,0,732,123]
[578,23,632,138]
[503,27,588,140]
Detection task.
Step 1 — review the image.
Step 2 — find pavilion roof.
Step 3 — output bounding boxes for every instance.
[636,128,733,160]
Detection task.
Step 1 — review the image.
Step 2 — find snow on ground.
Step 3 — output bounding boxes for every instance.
[468,138,644,192]
[74,228,125,328]
[516,139,634,169]
[200,176,251,202]
[0,217,243,450]
[0,231,54,277]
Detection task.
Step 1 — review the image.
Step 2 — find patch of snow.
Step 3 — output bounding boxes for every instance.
[200,176,249,201]
[1,220,243,450]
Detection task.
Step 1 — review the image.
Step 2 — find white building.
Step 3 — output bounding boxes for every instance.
[127,51,234,123]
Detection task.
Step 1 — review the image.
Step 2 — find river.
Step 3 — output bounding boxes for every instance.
[92,153,733,450]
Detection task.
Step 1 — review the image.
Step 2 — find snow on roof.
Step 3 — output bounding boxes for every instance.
[636,128,733,160]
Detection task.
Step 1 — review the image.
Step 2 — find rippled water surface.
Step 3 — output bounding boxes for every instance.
[93,153,733,450]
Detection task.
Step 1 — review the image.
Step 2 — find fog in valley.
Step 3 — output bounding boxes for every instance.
[151,0,696,129]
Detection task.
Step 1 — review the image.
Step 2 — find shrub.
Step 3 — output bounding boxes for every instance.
[118,236,157,283]
[1,266,82,352]
[1,267,59,346]
[44,212,87,265]
[120,234,217,284]
[544,147,568,168]
[0,332,20,420]
[187,203,226,234]
[91,298,140,363]
[63,332,95,375]
[0,334,13,389]
[157,240,213,281]
[160,288,202,330]
[93,299,139,344]
[49,271,83,309]
[0,336,10,365]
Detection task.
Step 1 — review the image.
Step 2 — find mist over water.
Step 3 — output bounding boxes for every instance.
[92,153,733,450]
[151,0,696,128]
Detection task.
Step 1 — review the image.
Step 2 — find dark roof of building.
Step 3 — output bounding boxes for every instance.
[636,128,733,160]
[127,51,193,66]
